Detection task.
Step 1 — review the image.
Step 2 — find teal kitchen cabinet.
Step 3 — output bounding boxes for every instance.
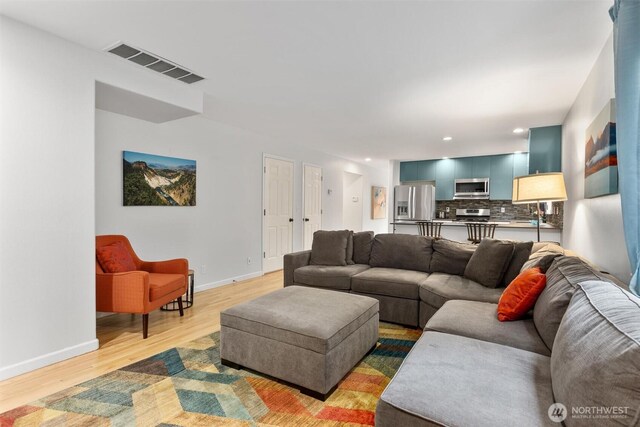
[453,157,474,179]
[400,161,418,182]
[416,160,437,181]
[490,154,514,200]
[435,158,455,200]
[513,152,529,178]
[529,125,561,173]
[472,156,491,178]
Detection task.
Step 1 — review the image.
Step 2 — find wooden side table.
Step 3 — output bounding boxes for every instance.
[162,269,194,311]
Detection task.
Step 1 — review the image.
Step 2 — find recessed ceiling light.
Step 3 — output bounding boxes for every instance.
[442,136,453,141]
[442,156,449,160]
[513,128,525,134]
[365,158,372,162]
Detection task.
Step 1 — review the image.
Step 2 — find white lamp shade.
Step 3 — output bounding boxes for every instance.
[512,172,567,204]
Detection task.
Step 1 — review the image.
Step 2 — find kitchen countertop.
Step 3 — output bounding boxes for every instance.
[390,220,561,230]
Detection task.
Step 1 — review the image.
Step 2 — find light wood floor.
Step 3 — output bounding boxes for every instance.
[0,270,284,413]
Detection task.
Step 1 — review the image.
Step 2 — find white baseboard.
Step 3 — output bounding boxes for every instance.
[0,339,99,381]
[96,312,113,319]
[194,270,264,293]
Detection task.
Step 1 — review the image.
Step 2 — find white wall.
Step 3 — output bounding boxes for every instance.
[562,34,631,283]
[342,172,364,231]
[95,109,389,290]
[0,16,203,380]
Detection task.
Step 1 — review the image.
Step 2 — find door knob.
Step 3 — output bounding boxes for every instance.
[304,218,309,222]
[289,218,294,222]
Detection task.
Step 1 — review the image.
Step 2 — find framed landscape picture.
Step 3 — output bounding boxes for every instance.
[123,151,196,206]
[371,186,387,219]
[584,99,618,198]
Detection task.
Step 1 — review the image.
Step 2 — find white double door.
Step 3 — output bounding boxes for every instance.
[263,158,322,272]
[303,164,322,250]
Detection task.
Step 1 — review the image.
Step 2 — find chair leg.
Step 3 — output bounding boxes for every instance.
[142,313,149,339]
[177,297,184,317]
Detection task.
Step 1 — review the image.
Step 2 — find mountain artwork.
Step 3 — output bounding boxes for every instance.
[123,151,196,206]
[585,99,618,199]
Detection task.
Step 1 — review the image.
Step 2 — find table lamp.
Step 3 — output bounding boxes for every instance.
[512,172,567,242]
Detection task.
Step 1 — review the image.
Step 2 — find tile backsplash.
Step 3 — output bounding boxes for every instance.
[435,199,564,229]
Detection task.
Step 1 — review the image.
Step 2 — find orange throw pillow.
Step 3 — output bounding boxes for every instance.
[96,241,137,273]
[497,267,547,321]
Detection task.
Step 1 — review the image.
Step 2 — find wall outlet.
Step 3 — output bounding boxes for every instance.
[500,207,505,213]
[201,265,207,274]
[445,207,450,213]
[247,257,252,265]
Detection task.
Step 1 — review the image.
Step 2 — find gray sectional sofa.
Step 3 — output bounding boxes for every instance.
[377,256,640,427]
[284,231,640,426]
[285,232,539,328]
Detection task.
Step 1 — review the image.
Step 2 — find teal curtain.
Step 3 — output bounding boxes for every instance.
[610,0,640,295]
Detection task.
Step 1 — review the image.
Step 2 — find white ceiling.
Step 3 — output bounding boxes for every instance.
[0,1,613,165]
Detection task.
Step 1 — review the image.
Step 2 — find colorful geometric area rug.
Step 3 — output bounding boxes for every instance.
[1,323,421,426]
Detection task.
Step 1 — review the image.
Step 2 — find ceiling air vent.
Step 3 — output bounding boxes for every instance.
[105,42,205,84]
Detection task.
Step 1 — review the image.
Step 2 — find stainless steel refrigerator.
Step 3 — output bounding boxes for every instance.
[394,184,436,221]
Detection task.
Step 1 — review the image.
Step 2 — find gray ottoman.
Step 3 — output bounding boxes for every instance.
[220,285,379,400]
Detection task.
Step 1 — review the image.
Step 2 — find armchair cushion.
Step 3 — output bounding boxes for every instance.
[96,241,137,273]
[149,273,185,301]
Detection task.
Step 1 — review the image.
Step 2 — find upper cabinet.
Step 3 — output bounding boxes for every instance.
[435,158,455,200]
[454,156,491,179]
[416,160,437,181]
[400,152,530,200]
[513,152,529,178]
[399,161,418,182]
[489,154,514,200]
[528,125,562,174]
[453,157,474,179]
[472,156,491,178]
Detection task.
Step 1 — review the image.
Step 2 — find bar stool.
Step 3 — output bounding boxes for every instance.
[466,223,497,244]
[417,221,443,238]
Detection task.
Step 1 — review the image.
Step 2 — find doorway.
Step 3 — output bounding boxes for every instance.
[263,155,294,273]
[303,164,322,250]
[343,171,363,231]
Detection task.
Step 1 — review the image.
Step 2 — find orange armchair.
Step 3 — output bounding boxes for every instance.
[96,235,188,338]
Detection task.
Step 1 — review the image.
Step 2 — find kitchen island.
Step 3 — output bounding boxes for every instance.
[390,220,562,242]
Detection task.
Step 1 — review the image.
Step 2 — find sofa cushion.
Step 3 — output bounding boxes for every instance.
[309,230,350,266]
[376,331,555,427]
[294,264,370,290]
[346,231,355,265]
[464,239,514,288]
[429,238,476,275]
[419,272,504,309]
[351,268,428,299]
[533,256,616,351]
[498,267,547,321]
[352,231,375,264]
[521,243,564,273]
[531,241,561,254]
[502,241,534,286]
[425,300,550,356]
[551,281,640,427]
[96,241,137,273]
[148,273,184,301]
[369,234,433,273]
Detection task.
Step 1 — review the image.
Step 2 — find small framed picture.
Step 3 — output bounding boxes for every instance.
[371,186,387,219]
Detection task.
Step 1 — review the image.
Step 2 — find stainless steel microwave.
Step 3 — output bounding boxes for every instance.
[454,178,490,199]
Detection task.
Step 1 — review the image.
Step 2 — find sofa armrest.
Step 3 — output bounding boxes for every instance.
[140,258,189,276]
[283,250,311,286]
[96,271,149,313]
